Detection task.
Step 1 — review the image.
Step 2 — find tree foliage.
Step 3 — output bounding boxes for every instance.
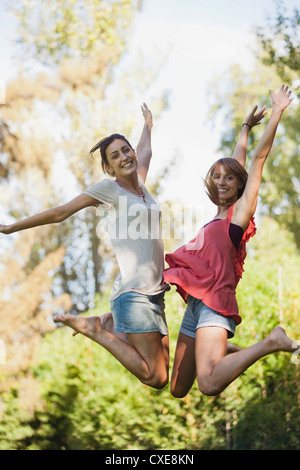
[0,232,69,379]
[9,0,142,65]
[255,0,300,82]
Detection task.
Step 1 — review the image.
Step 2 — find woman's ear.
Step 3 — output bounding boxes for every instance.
[105,165,115,176]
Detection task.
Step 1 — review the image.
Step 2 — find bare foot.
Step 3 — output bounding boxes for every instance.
[68,312,114,337]
[266,326,299,353]
[227,342,242,354]
[54,314,102,339]
[54,312,129,343]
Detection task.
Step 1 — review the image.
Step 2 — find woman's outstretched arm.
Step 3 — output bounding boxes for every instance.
[0,193,98,235]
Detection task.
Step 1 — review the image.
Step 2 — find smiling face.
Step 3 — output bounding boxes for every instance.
[105,138,137,178]
[212,164,243,203]
[205,158,248,206]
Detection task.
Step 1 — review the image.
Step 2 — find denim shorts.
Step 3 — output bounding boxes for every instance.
[180,295,236,339]
[111,291,168,336]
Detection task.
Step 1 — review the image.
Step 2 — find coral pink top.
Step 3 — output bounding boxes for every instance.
[164,204,256,325]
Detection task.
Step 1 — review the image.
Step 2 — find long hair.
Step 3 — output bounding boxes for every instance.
[90,134,133,174]
[204,158,248,206]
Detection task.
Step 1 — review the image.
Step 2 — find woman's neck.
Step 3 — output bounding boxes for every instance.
[115,173,142,194]
[215,201,234,219]
[215,207,228,219]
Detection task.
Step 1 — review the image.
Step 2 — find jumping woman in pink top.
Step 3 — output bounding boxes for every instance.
[164,85,299,397]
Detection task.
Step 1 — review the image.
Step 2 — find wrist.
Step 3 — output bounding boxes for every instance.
[271,105,284,115]
[242,122,251,130]
[269,107,284,124]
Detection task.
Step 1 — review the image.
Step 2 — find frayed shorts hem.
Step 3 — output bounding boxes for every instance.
[111,291,168,336]
[114,327,168,336]
[180,323,235,339]
[179,295,236,339]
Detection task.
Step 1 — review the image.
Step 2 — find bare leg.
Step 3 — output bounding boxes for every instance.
[54,314,168,389]
[170,332,197,398]
[195,326,299,396]
[170,332,242,398]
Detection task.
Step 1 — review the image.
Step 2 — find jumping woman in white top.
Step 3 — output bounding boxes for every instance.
[0,104,170,389]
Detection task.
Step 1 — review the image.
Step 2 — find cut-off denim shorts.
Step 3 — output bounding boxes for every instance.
[111,291,168,336]
[180,295,236,339]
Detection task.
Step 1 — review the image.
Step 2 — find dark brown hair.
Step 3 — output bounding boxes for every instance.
[204,158,248,206]
[90,134,133,174]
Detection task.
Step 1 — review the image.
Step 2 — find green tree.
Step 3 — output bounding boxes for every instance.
[255,0,300,83]
[0,237,69,380]
[255,1,300,247]
[9,0,142,65]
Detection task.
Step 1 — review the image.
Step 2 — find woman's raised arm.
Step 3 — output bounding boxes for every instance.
[136,102,153,182]
[232,105,267,167]
[236,85,293,228]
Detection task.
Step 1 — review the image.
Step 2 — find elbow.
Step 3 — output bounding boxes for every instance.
[137,148,152,161]
[54,207,68,223]
[252,151,268,162]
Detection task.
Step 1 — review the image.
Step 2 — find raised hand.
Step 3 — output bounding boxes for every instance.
[269,85,293,112]
[244,104,267,129]
[141,102,153,129]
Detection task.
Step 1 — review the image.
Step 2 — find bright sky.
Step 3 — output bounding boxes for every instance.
[0,0,298,224]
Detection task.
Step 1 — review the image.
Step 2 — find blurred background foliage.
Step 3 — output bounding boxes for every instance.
[0,0,299,450]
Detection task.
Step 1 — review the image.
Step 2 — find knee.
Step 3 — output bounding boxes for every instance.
[150,375,168,390]
[153,377,169,390]
[145,370,169,390]
[197,378,222,397]
[171,388,187,399]
[170,382,188,399]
